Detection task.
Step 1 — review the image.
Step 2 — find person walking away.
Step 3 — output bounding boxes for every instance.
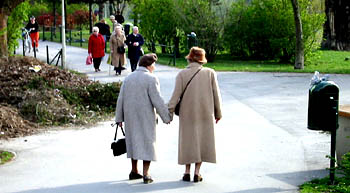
[115,10,125,24]
[115,53,172,184]
[125,26,144,72]
[109,15,119,35]
[168,47,222,183]
[88,27,105,72]
[110,26,126,75]
[94,19,111,43]
[25,16,39,52]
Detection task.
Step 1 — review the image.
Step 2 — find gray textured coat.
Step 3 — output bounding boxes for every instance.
[115,67,171,161]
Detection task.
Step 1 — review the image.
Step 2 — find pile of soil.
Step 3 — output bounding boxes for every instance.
[0,56,93,139]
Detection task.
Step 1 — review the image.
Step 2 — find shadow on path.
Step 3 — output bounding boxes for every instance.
[15,180,194,193]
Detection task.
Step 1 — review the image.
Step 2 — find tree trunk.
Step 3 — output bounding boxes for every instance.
[323,0,350,50]
[98,3,104,21]
[291,0,304,70]
[0,9,9,58]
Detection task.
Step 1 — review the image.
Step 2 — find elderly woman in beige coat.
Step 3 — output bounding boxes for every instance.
[110,26,126,75]
[168,47,222,183]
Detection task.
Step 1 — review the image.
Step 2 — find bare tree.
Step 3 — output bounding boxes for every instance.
[291,0,304,69]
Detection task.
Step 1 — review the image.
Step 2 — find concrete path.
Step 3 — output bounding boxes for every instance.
[1,40,350,193]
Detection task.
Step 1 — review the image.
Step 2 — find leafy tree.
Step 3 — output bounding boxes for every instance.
[7,1,30,55]
[0,0,26,58]
[224,0,324,63]
[174,0,226,62]
[130,0,178,53]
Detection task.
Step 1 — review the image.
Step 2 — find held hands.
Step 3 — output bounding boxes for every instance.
[133,42,139,46]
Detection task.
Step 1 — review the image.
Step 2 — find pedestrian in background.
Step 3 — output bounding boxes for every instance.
[125,26,144,72]
[110,26,126,75]
[25,16,39,52]
[109,15,119,35]
[168,47,222,183]
[115,53,172,184]
[94,19,110,42]
[88,26,105,72]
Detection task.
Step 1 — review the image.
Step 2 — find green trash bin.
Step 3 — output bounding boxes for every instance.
[307,80,339,131]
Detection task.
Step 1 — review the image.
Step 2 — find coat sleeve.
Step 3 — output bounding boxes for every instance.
[115,82,125,123]
[211,71,222,119]
[168,72,183,114]
[139,34,144,46]
[148,77,172,123]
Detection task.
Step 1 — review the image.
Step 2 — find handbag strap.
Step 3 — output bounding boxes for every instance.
[178,68,202,102]
[113,123,125,141]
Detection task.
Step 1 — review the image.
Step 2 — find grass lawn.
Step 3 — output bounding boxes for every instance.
[157,50,350,74]
[0,151,15,165]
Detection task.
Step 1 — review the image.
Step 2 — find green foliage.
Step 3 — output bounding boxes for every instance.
[337,152,350,180]
[130,0,178,52]
[28,1,50,18]
[175,0,226,62]
[224,0,325,62]
[21,76,121,125]
[7,1,30,55]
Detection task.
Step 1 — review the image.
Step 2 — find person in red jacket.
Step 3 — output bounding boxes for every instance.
[88,27,105,72]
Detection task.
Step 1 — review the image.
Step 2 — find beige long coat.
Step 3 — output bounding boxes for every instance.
[168,62,222,165]
[110,33,126,67]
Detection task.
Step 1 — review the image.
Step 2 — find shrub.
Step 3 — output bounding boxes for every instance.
[224,0,325,62]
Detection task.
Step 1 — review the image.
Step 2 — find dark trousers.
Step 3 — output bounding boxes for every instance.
[93,57,102,70]
[130,57,139,72]
[114,61,123,75]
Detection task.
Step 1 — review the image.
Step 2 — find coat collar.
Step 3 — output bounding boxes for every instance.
[187,62,202,69]
[136,66,150,73]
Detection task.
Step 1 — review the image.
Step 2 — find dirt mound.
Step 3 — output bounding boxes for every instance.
[0,56,94,139]
[0,105,38,139]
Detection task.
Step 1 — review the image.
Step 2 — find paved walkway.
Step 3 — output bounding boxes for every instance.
[1,40,350,193]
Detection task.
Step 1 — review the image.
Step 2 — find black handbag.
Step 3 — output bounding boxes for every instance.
[175,68,202,116]
[111,123,126,156]
[117,46,125,54]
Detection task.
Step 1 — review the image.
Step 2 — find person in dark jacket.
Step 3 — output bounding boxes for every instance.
[88,26,105,72]
[94,19,111,42]
[125,26,144,72]
[25,16,40,52]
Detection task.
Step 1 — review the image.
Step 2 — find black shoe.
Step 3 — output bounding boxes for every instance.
[193,174,203,183]
[129,172,143,180]
[182,174,190,182]
[143,175,153,184]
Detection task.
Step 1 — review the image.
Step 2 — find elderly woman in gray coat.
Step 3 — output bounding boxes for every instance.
[115,53,171,184]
